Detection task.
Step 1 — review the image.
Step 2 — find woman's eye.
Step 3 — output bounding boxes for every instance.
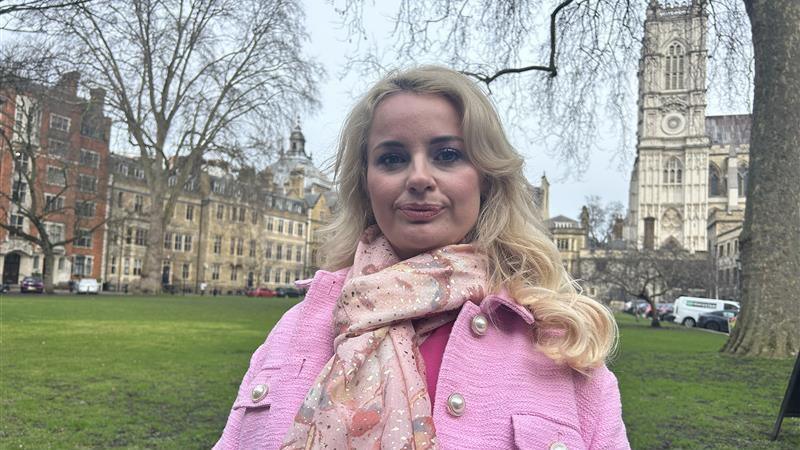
[377,153,406,166]
[435,148,462,162]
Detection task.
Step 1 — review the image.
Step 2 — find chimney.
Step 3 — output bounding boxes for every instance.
[612,217,624,240]
[90,88,106,111]
[57,71,80,96]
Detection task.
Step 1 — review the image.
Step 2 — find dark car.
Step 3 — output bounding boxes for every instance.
[20,276,44,293]
[246,287,276,298]
[275,287,302,298]
[698,310,738,333]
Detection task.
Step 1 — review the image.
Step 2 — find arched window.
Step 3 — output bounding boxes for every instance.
[663,157,683,185]
[709,163,723,196]
[737,163,748,197]
[664,43,685,90]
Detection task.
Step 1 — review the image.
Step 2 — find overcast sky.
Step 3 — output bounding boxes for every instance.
[300,0,633,220]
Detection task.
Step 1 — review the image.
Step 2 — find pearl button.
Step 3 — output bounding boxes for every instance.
[549,442,568,450]
[471,314,488,336]
[251,383,268,402]
[446,392,465,417]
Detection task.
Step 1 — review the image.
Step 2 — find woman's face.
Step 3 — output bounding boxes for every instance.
[366,92,482,260]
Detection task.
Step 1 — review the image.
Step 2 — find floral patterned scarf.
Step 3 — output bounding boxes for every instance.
[281,227,488,449]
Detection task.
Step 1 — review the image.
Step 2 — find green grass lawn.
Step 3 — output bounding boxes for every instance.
[1,294,798,449]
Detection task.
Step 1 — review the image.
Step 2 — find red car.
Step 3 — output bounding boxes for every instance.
[246,287,276,298]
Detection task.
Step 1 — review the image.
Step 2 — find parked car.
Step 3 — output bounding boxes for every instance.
[624,299,650,316]
[275,287,302,298]
[698,310,738,333]
[246,287,276,298]
[651,303,674,321]
[76,278,100,294]
[20,276,44,293]
[672,296,740,327]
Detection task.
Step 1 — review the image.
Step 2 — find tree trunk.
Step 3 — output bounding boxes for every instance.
[723,0,800,357]
[647,298,661,328]
[42,249,56,294]
[139,188,167,295]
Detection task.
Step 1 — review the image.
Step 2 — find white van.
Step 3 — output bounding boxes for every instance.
[673,296,740,327]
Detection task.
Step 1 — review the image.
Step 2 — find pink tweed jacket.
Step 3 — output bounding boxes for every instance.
[214,269,630,450]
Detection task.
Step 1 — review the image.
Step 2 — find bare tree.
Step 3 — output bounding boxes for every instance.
[586,244,711,327]
[17,0,323,293]
[0,0,91,18]
[0,49,114,293]
[583,195,625,248]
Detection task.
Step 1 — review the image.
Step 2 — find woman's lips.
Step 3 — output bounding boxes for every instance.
[398,205,444,221]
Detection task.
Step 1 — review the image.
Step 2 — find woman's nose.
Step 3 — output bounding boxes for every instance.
[405,158,435,193]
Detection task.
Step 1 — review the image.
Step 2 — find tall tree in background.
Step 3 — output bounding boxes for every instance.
[583,195,625,248]
[338,0,798,357]
[19,0,322,292]
[721,0,800,357]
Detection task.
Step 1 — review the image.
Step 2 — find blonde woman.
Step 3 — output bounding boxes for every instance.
[215,66,629,449]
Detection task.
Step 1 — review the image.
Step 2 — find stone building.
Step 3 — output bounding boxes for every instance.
[103,124,334,293]
[624,1,750,257]
[0,72,111,287]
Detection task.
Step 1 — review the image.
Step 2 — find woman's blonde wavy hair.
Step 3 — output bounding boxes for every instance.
[321,65,617,372]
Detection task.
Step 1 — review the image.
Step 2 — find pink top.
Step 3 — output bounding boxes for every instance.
[419,321,454,404]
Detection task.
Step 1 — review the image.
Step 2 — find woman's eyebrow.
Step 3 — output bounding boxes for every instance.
[429,135,464,145]
[371,140,405,152]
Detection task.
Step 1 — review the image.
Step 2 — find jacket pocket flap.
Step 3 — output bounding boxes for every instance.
[512,413,586,450]
[232,367,280,410]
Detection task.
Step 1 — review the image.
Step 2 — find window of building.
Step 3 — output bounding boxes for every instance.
[124,258,130,275]
[213,235,222,254]
[251,210,258,224]
[79,149,100,168]
[45,194,64,212]
[738,163,748,197]
[229,237,235,255]
[295,247,303,262]
[287,221,293,235]
[78,174,97,193]
[229,206,236,221]
[212,264,221,280]
[708,164,723,197]
[134,195,144,213]
[76,201,95,218]
[276,244,283,260]
[274,269,281,283]
[182,263,190,280]
[726,242,732,257]
[249,240,256,257]
[556,238,569,251]
[58,257,65,271]
[267,217,273,232]
[72,255,93,276]
[238,207,245,222]
[663,157,683,185]
[164,232,173,249]
[286,246,293,261]
[664,42,685,90]
[133,258,142,275]
[116,192,124,208]
[135,228,147,246]
[236,238,243,256]
[643,217,655,250]
[110,256,117,274]
[50,113,71,132]
[186,205,194,221]
[265,242,272,259]
[295,270,301,282]
[125,227,133,244]
[168,175,177,187]
[230,266,238,281]
[12,180,27,203]
[133,167,145,179]
[184,235,192,252]
[75,229,93,248]
[264,267,271,282]
[174,234,183,251]
[47,166,66,186]
[47,223,64,242]
[216,204,224,220]
[297,223,304,236]
[117,162,129,176]
[278,219,284,233]
[284,271,291,284]
[33,255,39,270]
[48,139,68,158]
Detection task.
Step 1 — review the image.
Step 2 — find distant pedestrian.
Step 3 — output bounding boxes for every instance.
[200,282,207,296]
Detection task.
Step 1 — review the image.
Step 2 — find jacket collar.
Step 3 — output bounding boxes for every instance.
[480,289,536,325]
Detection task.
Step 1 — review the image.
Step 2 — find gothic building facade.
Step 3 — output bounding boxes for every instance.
[624,0,750,263]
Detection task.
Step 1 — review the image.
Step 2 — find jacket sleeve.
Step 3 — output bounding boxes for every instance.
[212,302,304,450]
[583,365,631,450]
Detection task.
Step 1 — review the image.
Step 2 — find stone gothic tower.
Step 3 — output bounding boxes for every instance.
[625,0,710,253]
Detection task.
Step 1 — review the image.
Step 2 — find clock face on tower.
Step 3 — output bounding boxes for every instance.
[662,113,686,135]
